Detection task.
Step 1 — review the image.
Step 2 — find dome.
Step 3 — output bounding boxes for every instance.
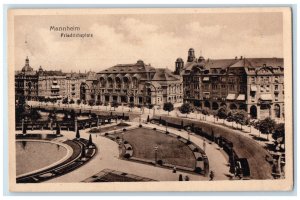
[198,56,205,62]
[176,58,184,62]
[21,56,34,72]
[137,60,144,64]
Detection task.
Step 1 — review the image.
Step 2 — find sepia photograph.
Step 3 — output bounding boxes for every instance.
[7,7,293,192]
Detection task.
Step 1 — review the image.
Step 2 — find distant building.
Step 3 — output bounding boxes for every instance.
[15,57,39,101]
[177,48,284,120]
[81,60,183,105]
[15,57,86,101]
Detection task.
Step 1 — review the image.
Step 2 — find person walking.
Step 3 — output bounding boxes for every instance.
[185,175,190,181]
[209,170,214,181]
[173,166,177,173]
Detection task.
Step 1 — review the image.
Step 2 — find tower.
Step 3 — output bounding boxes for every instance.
[187,48,196,62]
[175,58,184,75]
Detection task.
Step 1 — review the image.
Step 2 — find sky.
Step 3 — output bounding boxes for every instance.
[14,11,283,72]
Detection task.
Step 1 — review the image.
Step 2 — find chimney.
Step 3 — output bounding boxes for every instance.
[240,56,243,60]
[235,56,238,60]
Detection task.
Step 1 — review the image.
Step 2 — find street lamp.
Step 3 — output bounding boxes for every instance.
[165,121,168,133]
[203,139,206,152]
[154,146,158,164]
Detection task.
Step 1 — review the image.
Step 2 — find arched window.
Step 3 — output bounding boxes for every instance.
[274,104,280,118]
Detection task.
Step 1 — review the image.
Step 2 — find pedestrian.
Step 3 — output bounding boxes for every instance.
[173,166,177,173]
[179,174,183,181]
[209,170,214,181]
[185,175,190,181]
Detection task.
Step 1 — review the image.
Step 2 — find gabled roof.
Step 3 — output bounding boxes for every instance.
[151,68,181,82]
[246,58,283,68]
[97,60,156,74]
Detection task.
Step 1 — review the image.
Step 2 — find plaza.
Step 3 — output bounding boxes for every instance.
[14,97,285,183]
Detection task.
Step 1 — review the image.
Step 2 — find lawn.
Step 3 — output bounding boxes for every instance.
[153,115,273,179]
[118,128,196,169]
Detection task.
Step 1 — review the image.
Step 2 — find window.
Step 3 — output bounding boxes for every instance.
[221,84,226,89]
[275,76,279,83]
[251,77,255,83]
[266,85,270,92]
[260,85,265,92]
[212,84,218,91]
[229,84,235,91]
[275,85,279,91]
[275,93,279,101]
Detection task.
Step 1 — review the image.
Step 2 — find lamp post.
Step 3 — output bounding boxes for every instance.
[165,121,168,133]
[154,146,158,164]
[187,127,191,141]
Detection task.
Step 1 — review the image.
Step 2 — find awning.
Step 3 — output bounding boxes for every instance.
[108,74,115,79]
[51,85,60,89]
[260,94,273,101]
[236,94,245,101]
[116,74,123,79]
[250,85,257,91]
[203,77,210,81]
[226,94,236,100]
[132,73,141,79]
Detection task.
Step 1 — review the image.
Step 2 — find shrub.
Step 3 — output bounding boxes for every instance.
[116,136,120,140]
[165,131,169,134]
[177,135,181,139]
[139,124,143,128]
[123,128,127,132]
[157,160,163,165]
[124,141,128,144]
[123,153,130,159]
[197,157,203,161]
[117,122,130,126]
[89,128,101,133]
[193,148,199,152]
[104,133,108,136]
[153,127,157,131]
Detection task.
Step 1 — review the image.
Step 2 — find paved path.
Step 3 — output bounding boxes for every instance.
[18,121,230,182]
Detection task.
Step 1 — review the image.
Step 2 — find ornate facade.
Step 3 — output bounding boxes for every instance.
[15,57,86,101]
[81,60,183,105]
[178,48,284,120]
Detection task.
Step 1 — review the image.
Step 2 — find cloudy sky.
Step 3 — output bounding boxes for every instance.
[14,11,283,72]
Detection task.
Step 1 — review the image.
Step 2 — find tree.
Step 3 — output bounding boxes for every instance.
[15,96,26,122]
[29,109,41,121]
[256,117,276,140]
[179,102,194,117]
[146,103,154,114]
[163,102,174,115]
[216,106,228,124]
[48,111,57,122]
[95,100,102,106]
[62,97,69,104]
[231,110,249,130]
[88,99,95,107]
[111,101,119,111]
[69,99,75,104]
[129,102,135,112]
[273,123,285,150]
